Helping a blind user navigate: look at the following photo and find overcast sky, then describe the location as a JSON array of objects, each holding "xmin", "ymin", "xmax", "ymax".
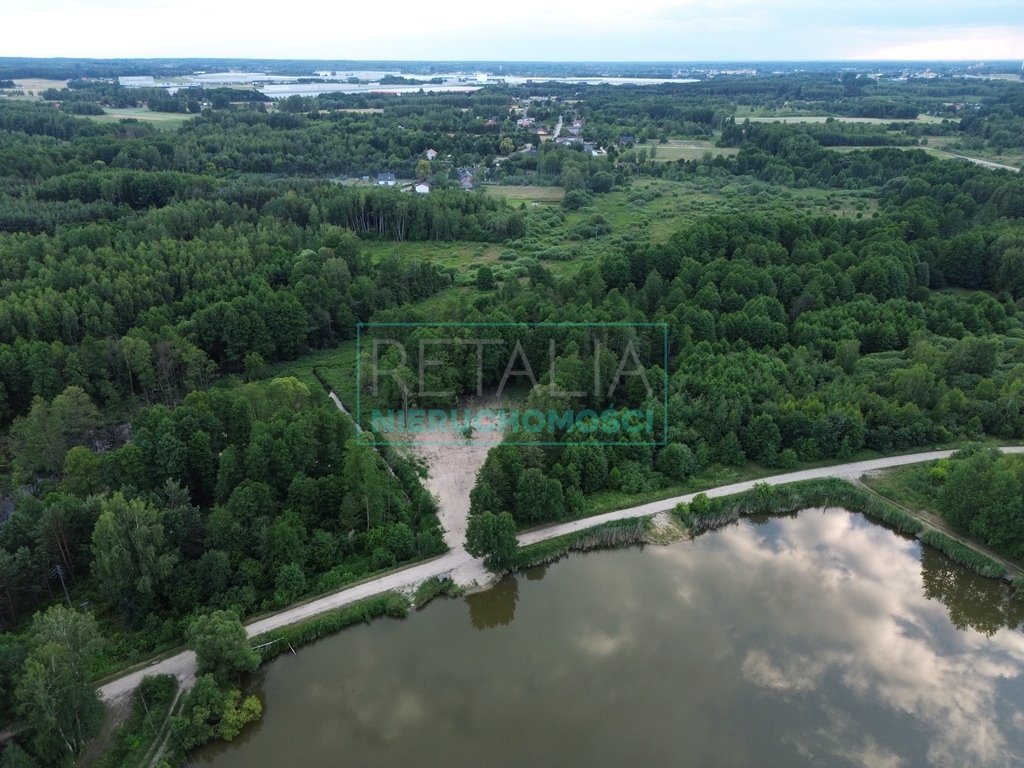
[{"xmin": 3, "ymin": 0, "xmax": 1023, "ymax": 61}]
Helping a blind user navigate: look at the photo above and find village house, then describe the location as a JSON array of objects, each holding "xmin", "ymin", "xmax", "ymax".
[
  {"xmin": 414, "ymin": 182, "xmax": 431, "ymax": 194},
  {"xmin": 424, "ymin": 148, "xmax": 439, "ymax": 160},
  {"xmin": 376, "ymin": 172, "xmax": 397, "ymax": 186}
]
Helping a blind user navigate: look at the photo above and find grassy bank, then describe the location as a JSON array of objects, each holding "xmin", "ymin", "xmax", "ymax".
[
  {"xmin": 251, "ymin": 592, "xmax": 411, "ymax": 664},
  {"xmin": 675, "ymin": 479, "xmax": 1007, "ymax": 580},
  {"xmin": 514, "ymin": 517, "xmax": 651, "ymax": 569},
  {"xmin": 677, "ymin": 478, "xmax": 923, "ymax": 535},
  {"xmin": 93, "ymin": 595, "xmax": 415, "ymax": 767},
  {"xmin": 412, "ymin": 576, "xmax": 464, "ymax": 609},
  {"xmin": 918, "ymin": 529, "xmax": 1006, "ymax": 579}
]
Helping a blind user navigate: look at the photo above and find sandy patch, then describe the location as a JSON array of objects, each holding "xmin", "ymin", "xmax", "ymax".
[
  {"xmin": 390, "ymin": 398, "xmax": 508, "ymax": 551},
  {"xmin": 645, "ymin": 510, "xmax": 687, "ymax": 544}
]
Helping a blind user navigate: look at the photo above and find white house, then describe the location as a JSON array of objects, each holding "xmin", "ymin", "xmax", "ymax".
[
  {"xmin": 414, "ymin": 182, "xmax": 431, "ymax": 194},
  {"xmin": 376, "ymin": 172, "xmax": 397, "ymax": 186},
  {"xmin": 424, "ymin": 148, "xmax": 439, "ymax": 161}
]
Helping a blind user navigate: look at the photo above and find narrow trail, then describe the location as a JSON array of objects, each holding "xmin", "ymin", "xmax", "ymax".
[
  {"xmin": 96, "ymin": 443, "xmax": 1023, "ymax": 705},
  {"xmin": 933, "ymin": 150, "xmax": 1019, "ymax": 172},
  {"xmin": 852, "ymin": 477, "xmax": 1024, "ymax": 580}
]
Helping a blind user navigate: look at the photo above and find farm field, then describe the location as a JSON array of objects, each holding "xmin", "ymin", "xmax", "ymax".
[
  {"xmin": 12, "ymin": 78, "xmax": 67, "ymax": 95},
  {"xmin": 85, "ymin": 106, "xmax": 195, "ymax": 129}
]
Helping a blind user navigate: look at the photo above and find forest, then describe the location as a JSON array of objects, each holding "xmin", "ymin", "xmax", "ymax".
[{"xmin": 1, "ymin": 65, "xmax": 1023, "ymax": 766}]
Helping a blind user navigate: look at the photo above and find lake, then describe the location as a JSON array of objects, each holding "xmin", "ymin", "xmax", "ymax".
[{"xmin": 197, "ymin": 509, "xmax": 1024, "ymax": 767}]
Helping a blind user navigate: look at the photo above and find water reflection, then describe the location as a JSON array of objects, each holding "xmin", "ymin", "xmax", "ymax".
[
  {"xmin": 466, "ymin": 575, "xmax": 518, "ymax": 629},
  {"xmin": 920, "ymin": 547, "xmax": 1024, "ymax": 636},
  {"xmin": 650, "ymin": 508, "xmax": 1024, "ymax": 767},
  {"xmin": 523, "ymin": 564, "xmax": 548, "ymax": 581},
  {"xmin": 198, "ymin": 509, "xmax": 1024, "ymax": 768}
]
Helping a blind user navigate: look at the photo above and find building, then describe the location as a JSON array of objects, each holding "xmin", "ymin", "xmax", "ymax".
[
  {"xmin": 118, "ymin": 76, "xmax": 156, "ymax": 87},
  {"xmin": 425, "ymin": 148, "xmax": 439, "ymax": 161},
  {"xmin": 414, "ymin": 182, "xmax": 431, "ymax": 194},
  {"xmin": 376, "ymin": 172, "xmax": 397, "ymax": 186},
  {"xmin": 618, "ymin": 134, "xmax": 636, "ymax": 145}
]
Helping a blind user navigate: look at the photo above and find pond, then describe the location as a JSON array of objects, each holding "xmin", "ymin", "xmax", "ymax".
[{"xmin": 197, "ymin": 509, "xmax": 1024, "ymax": 767}]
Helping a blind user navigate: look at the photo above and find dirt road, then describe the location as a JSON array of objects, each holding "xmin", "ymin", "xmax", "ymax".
[{"xmin": 97, "ymin": 445, "xmax": 1022, "ymax": 704}]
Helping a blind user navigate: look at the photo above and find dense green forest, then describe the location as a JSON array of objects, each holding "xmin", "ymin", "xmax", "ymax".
[{"xmin": 1, "ymin": 66, "xmax": 1023, "ymax": 766}]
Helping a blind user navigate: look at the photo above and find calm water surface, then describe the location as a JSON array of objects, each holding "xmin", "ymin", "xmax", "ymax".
[{"xmin": 197, "ymin": 509, "xmax": 1024, "ymax": 768}]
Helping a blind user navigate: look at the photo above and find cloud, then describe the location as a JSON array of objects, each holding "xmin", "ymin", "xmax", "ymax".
[{"xmin": 2, "ymin": 0, "xmax": 1022, "ymax": 59}]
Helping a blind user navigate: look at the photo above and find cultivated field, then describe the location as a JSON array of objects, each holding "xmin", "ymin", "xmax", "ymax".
[
  {"xmin": 86, "ymin": 107, "xmax": 195, "ymax": 129},
  {"xmin": 12, "ymin": 78, "xmax": 67, "ymax": 95}
]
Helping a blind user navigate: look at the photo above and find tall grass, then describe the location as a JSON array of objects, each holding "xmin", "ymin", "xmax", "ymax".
[
  {"xmin": 918, "ymin": 529, "xmax": 1005, "ymax": 579},
  {"xmin": 514, "ymin": 518, "xmax": 650, "ymax": 569},
  {"xmin": 675, "ymin": 478, "xmax": 1009, "ymax": 580},
  {"xmin": 252, "ymin": 593, "xmax": 410, "ymax": 664},
  {"xmin": 677, "ymin": 479, "xmax": 923, "ymax": 535}
]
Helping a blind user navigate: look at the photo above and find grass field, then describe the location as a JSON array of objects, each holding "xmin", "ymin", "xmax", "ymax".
[
  {"xmin": 359, "ymin": 240, "xmax": 508, "ymax": 268},
  {"xmin": 923, "ymin": 136, "xmax": 1023, "ymax": 171},
  {"xmin": 483, "ymin": 184, "xmax": 565, "ymax": 203},
  {"xmin": 650, "ymin": 140, "xmax": 739, "ymax": 162},
  {"xmin": 739, "ymin": 113, "xmax": 956, "ymax": 125},
  {"xmin": 12, "ymin": 78, "xmax": 67, "ymax": 95},
  {"xmin": 86, "ymin": 107, "xmax": 195, "ymax": 130},
  {"xmin": 827, "ymin": 143, "xmax": 1021, "ymax": 172}
]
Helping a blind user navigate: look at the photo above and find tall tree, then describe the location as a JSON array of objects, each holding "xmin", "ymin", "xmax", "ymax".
[
  {"xmin": 186, "ymin": 610, "xmax": 259, "ymax": 687},
  {"xmin": 465, "ymin": 511, "xmax": 518, "ymax": 572},
  {"xmin": 14, "ymin": 606, "xmax": 103, "ymax": 765},
  {"xmin": 91, "ymin": 493, "xmax": 176, "ymax": 621}
]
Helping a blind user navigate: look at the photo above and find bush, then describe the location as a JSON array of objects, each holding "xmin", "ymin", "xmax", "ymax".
[
  {"xmin": 94, "ymin": 675, "xmax": 178, "ymax": 768},
  {"xmin": 169, "ymin": 674, "xmax": 262, "ymax": 752},
  {"xmin": 561, "ymin": 189, "xmax": 592, "ymax": 210}
]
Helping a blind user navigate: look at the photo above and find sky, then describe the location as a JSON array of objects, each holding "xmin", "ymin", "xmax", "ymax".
[{"xmin": 2, "ymin": 0, "xmax": 1023, "ymax": 61}]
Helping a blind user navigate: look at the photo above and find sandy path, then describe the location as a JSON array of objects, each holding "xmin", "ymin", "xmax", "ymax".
[
  {"xmin": 932, "ymin": 150, "xmax": 1020, "ymax": 172},
  {"xmin": 97, "ymin": 445, "xmax": 1024, "ymax": 703},
  {"xmin": 401, "ymin": 403, "xmax": 505, "ymax": 550}
]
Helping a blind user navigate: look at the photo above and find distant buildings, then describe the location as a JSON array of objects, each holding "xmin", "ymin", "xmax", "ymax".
[
  {"xmin": 424, "ymin": 148, "xmax": 439, "ymax": 160},
  {"xmin": 414, "ymin": 182, "xmax": 431, "ymax": 194},
  {"xmin": 376, "ymin": 172, "xmax": 397, "ymax": 186},
  {"xmin": 118, "ymin": 76, "xmax": 156, "ymax": 87}
]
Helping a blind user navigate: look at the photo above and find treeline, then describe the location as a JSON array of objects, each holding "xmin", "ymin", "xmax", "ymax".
[
  {"xmin": 0, "ymin": 202, "xmax": 459, "ymax": 425},
  {"xmin": 443, "ymin": 190, "xmax": 1024, "ymax": 527},
  {"xmin": 723, "ymin": 119, "xmax": 921, "ymax": 149},
  {"xmin": 0, "ymin": 377, "xmax": 445, "ymax": 716},
  {"xmin": 932, "ymin": 446, "xmax": 1024, "ymax": 562}
]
